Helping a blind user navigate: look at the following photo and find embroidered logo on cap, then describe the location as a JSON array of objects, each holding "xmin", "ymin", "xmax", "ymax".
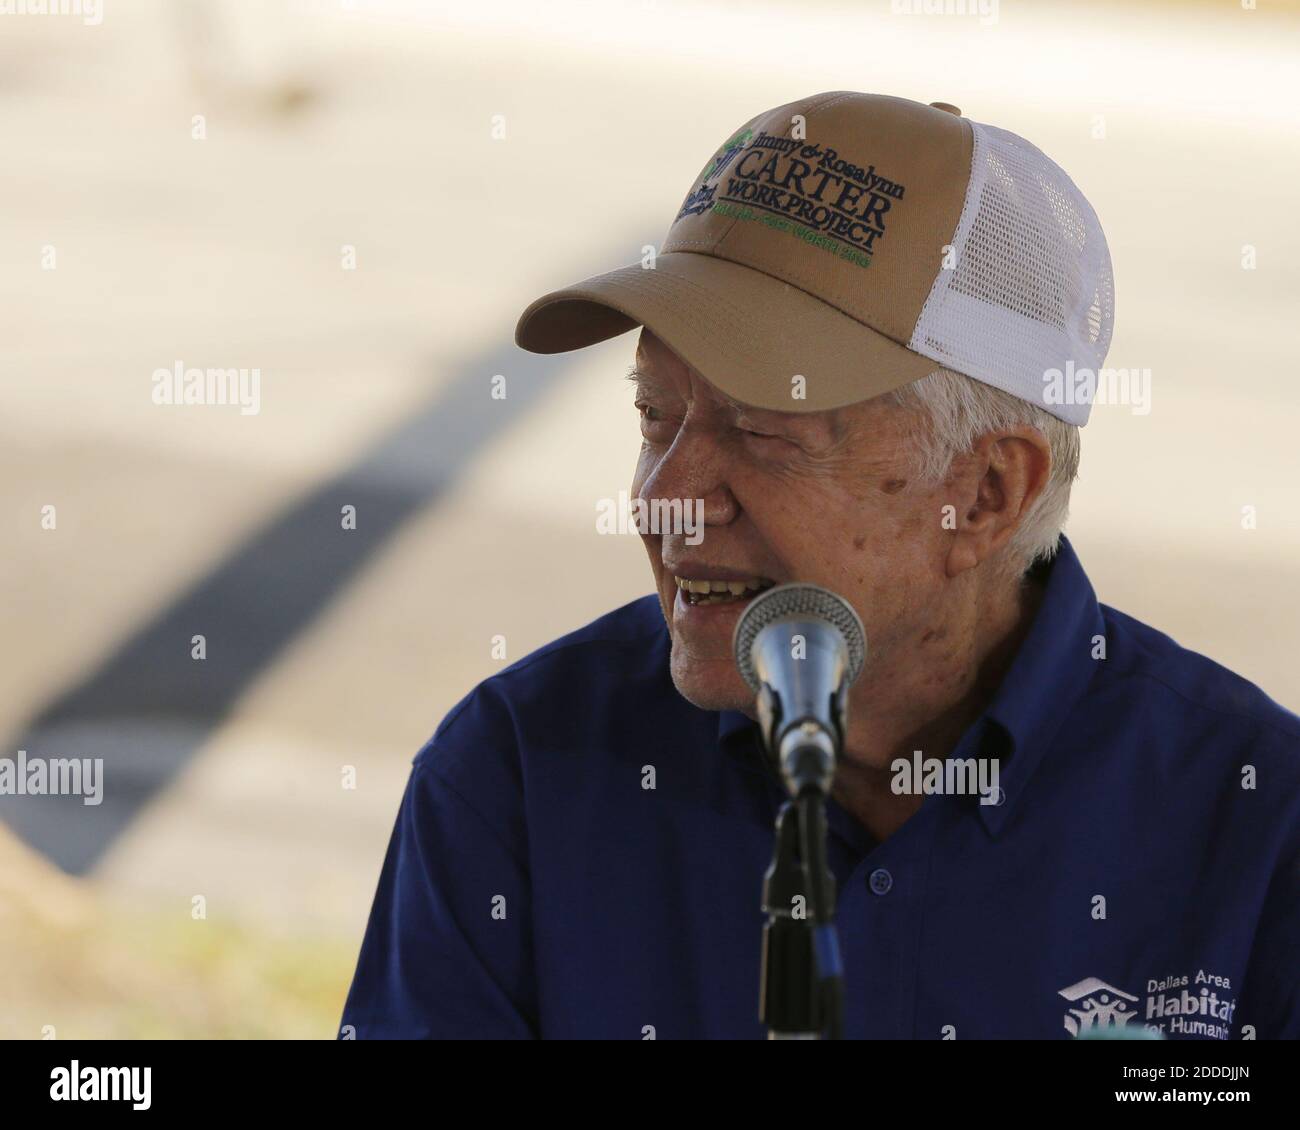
[{"xmin": 675, "ymin": 127, "xmax": 909, "ymax": 270}]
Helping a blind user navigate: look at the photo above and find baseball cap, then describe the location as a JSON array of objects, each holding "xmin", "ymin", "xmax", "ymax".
[{"xmin": 514, "ymin": 91, "xmax": 1114, "ymax": 426}]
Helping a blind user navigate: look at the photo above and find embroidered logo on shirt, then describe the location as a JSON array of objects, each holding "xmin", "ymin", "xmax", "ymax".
[
  {"xmin": 1058, "ymin": 977, "xmax": 1140, "ymax": 1036},
  {"xmin": 1060, "ymin": 971, "xmax": 1239, "ymax": 1039},
  {"xmin": 1143, "ymin": 971, "xmax": 1238, "ymax": 1039}
]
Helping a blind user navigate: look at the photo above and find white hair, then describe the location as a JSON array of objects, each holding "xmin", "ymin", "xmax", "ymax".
[{"xmin": 882, "ymin": 368, "xmax": 1080, "ymax": 575}]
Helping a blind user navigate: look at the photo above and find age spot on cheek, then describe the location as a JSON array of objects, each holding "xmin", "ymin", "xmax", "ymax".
[
  {"xmin": 882, "ymin": 478, "xmax": 908, "ymax": 495},
  {"xmin": 853, "ymin": 534, "xmax": 866, "ymax": 550}
]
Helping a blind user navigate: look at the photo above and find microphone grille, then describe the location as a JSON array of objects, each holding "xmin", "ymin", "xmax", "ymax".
[{"xmin": 732, "ymin": 583, "xmax": 867, "ymax": 693}]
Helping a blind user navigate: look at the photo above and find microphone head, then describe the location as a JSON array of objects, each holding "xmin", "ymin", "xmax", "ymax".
[{"xmin": 732, "ymin": 583, "xmax": 867, "ymax": 694}]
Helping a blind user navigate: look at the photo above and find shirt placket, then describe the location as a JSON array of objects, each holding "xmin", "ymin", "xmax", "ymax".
[{"xmin": 830, "ymin": 797, "xmax": 942, "ymax": 1039}]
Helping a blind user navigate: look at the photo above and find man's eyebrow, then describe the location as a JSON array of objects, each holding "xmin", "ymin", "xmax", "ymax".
[
  {"xmin": 626, "ymin": 366, "xmax": 845, "ymax": 440},
  {"xmin": 734, "ymin": 398, "xmax": 848, "ymax": 442},
  {"xmin": 625, "ymin": 365, "xmax": 668, "ymax": 394}
]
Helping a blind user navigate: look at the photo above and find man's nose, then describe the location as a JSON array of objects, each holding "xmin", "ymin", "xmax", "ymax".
[{"xmin": 638, "ymin": 423, "xmax": 738, "ymax": 529}]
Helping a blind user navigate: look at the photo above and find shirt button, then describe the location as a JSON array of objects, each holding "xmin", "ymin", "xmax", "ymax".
[
  {"xmin": 868, "ymin": 868, "xmax": 893, "ymax": 896},
  {"xmin": 990, "ymin": 786, "xmax": 1006, "ymax": 807}
]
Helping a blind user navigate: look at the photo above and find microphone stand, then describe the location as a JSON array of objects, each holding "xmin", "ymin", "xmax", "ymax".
[
  {"xmin": 758, "ymin": 720, "xmax": 845, "ymax": 1040},
  {"xmin": 734, "ymin": 583, "xmax": 865, "ymax": 1041}
]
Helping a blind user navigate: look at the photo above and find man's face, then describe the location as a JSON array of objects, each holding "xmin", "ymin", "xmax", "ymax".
[{"xmin": 631, "ymin": 329, "xmax": 956, "ymax": 715}]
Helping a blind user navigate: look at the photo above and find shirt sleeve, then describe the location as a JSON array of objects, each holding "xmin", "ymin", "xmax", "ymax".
[{"xmin": 339, "ymin": 688, "xmax": 537, "ymax": 1039}]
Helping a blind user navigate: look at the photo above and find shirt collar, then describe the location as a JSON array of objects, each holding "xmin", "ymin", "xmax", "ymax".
[
  {"xmin": 976, "ymin": 535, "xmax": 1104, "ymax": 834},
  {"xmin": 716, "ymin": 536, "xmax": 1105, "ymax": 837}
]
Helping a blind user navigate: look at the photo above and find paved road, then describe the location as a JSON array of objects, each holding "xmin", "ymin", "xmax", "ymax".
[{"xmin": 1, "ymin": 0, "xmax": 1297, "ymax": 947}]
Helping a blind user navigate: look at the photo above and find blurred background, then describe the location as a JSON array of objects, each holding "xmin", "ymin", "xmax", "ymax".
[{"xmin": 1, "ymin": 0, "xmax": 1297, "ymax": 1038}]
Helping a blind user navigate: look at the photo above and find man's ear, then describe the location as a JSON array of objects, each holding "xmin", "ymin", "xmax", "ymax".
[{"xmin": 945, "ymin": 428, "xmax": 1052, "ymax": 578}]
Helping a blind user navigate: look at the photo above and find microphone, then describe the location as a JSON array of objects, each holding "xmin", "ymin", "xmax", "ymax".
[
  {"xmin": 736, "ymin": 584, "xmax": 865, "ymax": 1040},
  {"xmin": 732, "ymin": 583, "xmax": 867, "ymax": 797}
]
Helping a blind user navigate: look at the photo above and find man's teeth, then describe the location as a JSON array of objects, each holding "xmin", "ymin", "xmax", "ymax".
[{"xmin": 673, "ymin": 576, "xmax": 773, "ymax": 605}]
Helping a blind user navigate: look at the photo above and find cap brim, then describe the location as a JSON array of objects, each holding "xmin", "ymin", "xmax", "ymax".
[{"xmin": 514, "ymin": 251, "xmax": 937, "ymax": 413}]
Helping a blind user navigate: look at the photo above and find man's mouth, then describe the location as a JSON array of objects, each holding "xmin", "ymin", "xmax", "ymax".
[{"xmin": 673, "ymin": 575, "xmax": 775, "ymax": 606}]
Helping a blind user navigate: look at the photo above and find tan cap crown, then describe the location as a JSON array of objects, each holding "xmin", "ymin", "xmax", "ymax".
[{"xmin": 516, "ymin": 91, "xmax": 1114, "ymax": 424}]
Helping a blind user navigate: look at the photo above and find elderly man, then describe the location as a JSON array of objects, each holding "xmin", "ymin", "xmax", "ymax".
[{"xmin": 342, "ymin": 93, "xmax": 1299, "ymax": 1040}]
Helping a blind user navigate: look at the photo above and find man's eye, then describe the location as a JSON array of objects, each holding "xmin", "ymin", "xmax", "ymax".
[{"xmin": 635, "ymin": 402, "xmax": 678, "ymax": 442}]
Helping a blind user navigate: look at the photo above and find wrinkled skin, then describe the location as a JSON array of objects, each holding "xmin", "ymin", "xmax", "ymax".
[{"xmin": 630, "ymin": 329, "xmax": 1051, "ymax": 840}]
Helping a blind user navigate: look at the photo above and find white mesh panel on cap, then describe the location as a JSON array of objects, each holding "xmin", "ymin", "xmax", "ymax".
[{"xmin": 909, "ymin": 121, "xmax": 1115, "ymax": 426}]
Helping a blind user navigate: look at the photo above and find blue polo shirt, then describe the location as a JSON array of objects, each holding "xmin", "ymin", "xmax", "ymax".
[{"xmin": 340, "ymin": 537, "xmax": 1300, "ymax": 1040}]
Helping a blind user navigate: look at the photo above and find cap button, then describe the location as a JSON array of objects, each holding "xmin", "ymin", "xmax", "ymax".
[{"xmin": 929, "ymin": 101, "xmax": 962, "ymax": 116}]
